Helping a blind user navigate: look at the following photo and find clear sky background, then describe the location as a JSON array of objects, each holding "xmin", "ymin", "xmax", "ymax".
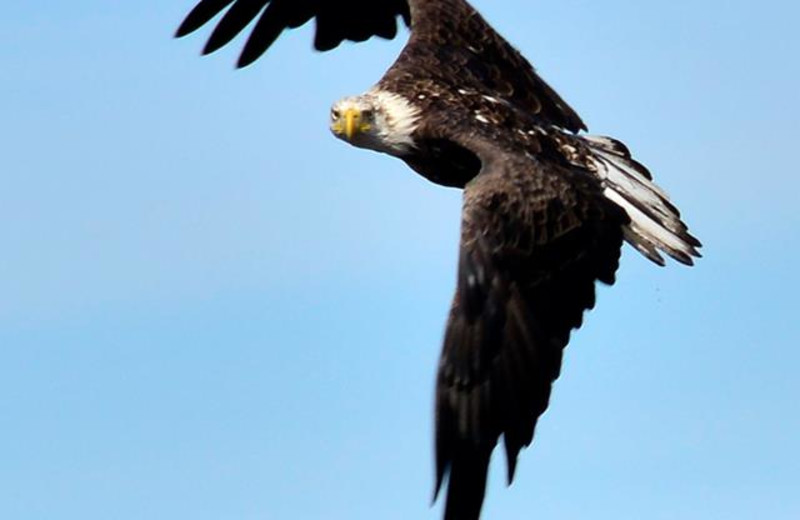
[{"xmin": 2, "ymin": 1, "xmax": 799, "ymax": 519}]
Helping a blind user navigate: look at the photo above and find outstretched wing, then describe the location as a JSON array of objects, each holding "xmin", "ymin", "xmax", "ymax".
[
  {"xmin": 175, "ymin": 0, "xmax": 410, "ymax": 67},
  {"xmin": 434, "ymin": 138, "xmax": 628, "ymax": 520},
  {"xmin": 176, "ymin": 0, "xmax": 585, "ymax": 132}
]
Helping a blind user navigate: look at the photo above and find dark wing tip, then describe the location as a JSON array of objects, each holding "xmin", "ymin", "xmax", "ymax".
[
  {"xmin": 201, "ymin": 1, "xmax": 269, "ymax": 56},
  {"xmin": 175, "ymin": 21, "xmax": 192, "ymax": 39},
  {"xmin": 442, "ymin": 448, "xmax": 491, "ymax": 520},
  {"xmin": 687, "ymin": 233, "xmax": 703, "ymax": 248},
  {"xmin": 672, "ymin": 253, "xmax": 695, "ymax": 266},
  {"xmin": 175, "ymin": 0, "xmax": 235, "ymax": 38},
  {"xmin": 505, "ymin": 445, "xmax": 519, "ymax": 485},
  {"xmin": 201, "ymin": 37, "xmax": 223, "ymax": 56},
  {"xmin": 236, "ymin": 48, "xmax": 260, "ymax": 68},
  {"xmin": 235, "ymin": 7, "xmax": 287, "ymax": 67},
  {"xmin": 175, "ymin": 16, "xmax": 199, "ymax": 39},
  {"xmin": 178, "ymin": 0, "xmax": 409, "ymax": 66}
]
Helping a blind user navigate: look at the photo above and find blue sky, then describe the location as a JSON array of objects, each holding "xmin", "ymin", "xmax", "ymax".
[{"xmin": 2, "ymin": 1, "xmax": 798, "ymax": 519}]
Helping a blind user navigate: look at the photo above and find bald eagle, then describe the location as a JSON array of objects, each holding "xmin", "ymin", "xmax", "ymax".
[{"xmin": 176, "ymin": 1, "xmax": 701, "ymax": 519}]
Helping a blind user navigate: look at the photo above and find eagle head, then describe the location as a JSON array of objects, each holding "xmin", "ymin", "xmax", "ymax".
[{"xmin": 330, "ymin": 89, "xmax": 420, "ymax": 155}]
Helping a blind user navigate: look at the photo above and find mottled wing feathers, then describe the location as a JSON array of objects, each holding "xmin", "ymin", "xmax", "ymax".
[
  {"xmin": 550, "ymin": 133, "xmax": 702, "ymax": 266},
  {"xmin": 403, "ymin": 0, "xmax": 585, "ymax": 132},
  {"xmin": 435, "ymin": 145, "xmax": 627, "ymax": 520},
  {"xmin": 175, "ymin": 0, "xmax": 410, "ymax": 67}
]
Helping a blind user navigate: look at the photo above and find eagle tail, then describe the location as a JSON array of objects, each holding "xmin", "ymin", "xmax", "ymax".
[{"xmin": 584, "ymin": 135, "xmax": 701, "ymax": 265}]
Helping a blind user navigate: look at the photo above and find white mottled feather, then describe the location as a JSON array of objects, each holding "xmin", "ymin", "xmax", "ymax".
[{"xmin": 584, "ymin": 136, "xmax": 699, "ymax": 265}]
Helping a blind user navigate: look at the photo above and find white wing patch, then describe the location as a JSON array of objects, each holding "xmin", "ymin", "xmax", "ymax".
[{"xmin": 583, "ymin": 135, "xmax": 700, "ymax": 265}]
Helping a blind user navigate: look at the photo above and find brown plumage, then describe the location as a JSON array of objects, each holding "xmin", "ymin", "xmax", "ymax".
[
  {"xmin": 431, "ymin": 130, "xmax": 628, "ymax": 520},
  {"xmin": 176, "ymin": 1, "xmax": 701, "ymax": 519}
]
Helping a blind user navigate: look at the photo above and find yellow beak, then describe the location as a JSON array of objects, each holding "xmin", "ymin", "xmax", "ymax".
[{"xmin": 344, "ymin": 108, "xmax": 360, "ymax": 140}]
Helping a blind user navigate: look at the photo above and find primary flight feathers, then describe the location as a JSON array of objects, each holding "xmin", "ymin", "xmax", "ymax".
[
  {"xmin": 176, "ymin": 0, "xmax": 411, "ymax": 67},
  {"xmin": 176, "ymin": 1, "xmax": 701, "ymax": 519}
]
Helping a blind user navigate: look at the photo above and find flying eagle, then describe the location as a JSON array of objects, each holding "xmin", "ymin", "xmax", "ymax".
[{"xmin": 176, "ymin": 1, "xmax": 701, "ymax": 518}]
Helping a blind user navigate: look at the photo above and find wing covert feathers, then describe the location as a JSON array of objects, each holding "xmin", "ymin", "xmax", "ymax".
[{"xmin": 403, "ymin": 0, "xmax": 585, "ymax": 132}]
